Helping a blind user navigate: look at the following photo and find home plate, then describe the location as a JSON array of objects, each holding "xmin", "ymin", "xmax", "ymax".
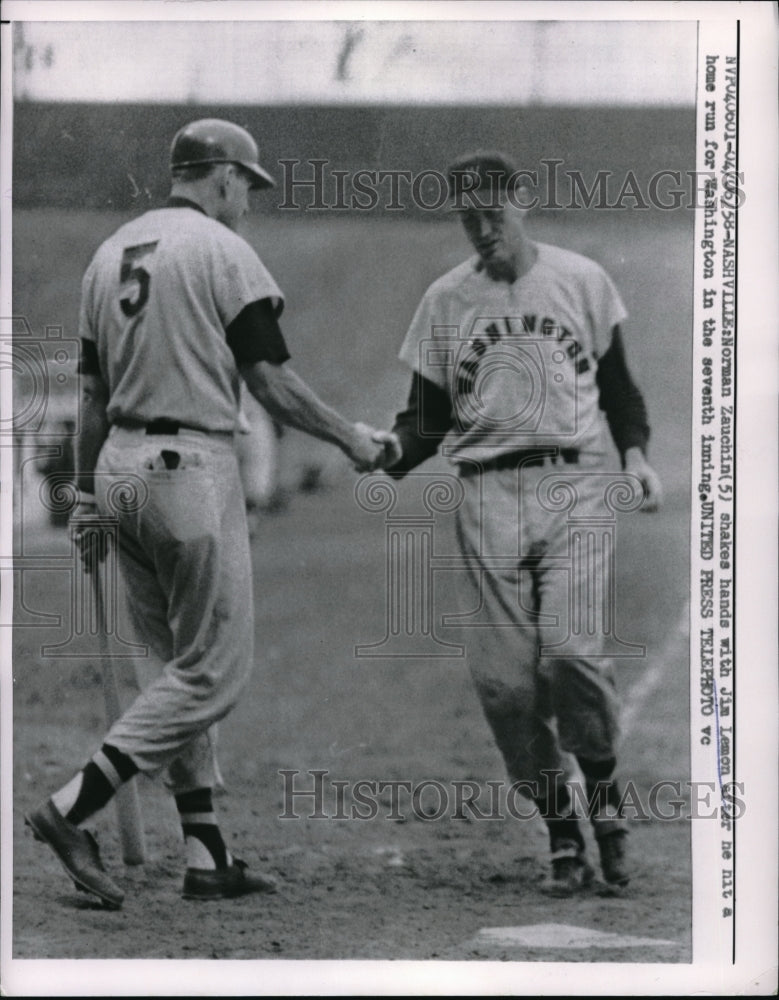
[{"xmin": 469, "ymin": 924, "xmax": 677, "ymax": 950}]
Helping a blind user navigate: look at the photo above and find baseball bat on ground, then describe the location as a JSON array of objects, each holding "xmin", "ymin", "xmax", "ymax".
[{"xmin": 89, "ymin": 548, "xmax": 147, "ymax": 865}]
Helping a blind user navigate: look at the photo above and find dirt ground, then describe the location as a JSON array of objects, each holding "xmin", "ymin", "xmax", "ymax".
[
  {"xmin": 12, "ymin": 483, "xmax": 691, "ymax": 966},
  {"xmin": 9, "ymin": 210, "xmax": 693, "ymax": 982}
]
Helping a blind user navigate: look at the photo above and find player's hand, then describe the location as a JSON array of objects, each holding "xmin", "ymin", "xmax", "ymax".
[
  {"xmin": 371, "ymin": 429, "xmax": 403, "ymax": 470},
  {"xmin": 69, "ymin": 493, "xmax": 108, "ymax": 573},
  {"xmin": 625, "ymin": 448, "xmax": 663, "ymax": 512},
  {"xmin": 348, "ymin": 422, "xmax": 387, "ymax": 473}
]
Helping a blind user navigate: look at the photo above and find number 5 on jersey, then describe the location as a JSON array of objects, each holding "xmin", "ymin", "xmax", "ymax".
[{"xmin": 120, "ymin": 241, "xmax": 159, "ymax": 317}]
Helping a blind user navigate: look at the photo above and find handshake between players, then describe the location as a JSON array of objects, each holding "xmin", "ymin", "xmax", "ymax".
[{"xmin": 353, "ymin": 424, "xmax": 403, "ymax": 473}]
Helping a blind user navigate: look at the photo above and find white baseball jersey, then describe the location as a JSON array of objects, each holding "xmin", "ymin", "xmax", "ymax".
[
  {"xmin": 399, "ymin": 242, "xmax": 627, "ymax": 461},
  {"xmin": 79, "ymin": 203, "xmax": 284, "ymax": 433}
]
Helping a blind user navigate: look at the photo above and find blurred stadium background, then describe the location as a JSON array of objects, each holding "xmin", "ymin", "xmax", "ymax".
[
  {"xmin": 14, "ymin": 20, "xmax": 696, "ymax": 209},
  {"xmin": 12, "ymin": 18, "xmax": 696, "ymax": 505}
]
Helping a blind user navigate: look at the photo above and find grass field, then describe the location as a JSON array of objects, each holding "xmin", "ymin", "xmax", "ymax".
[{"xmin": 11, "ymin": 206, "xmax": 693, "ymax": 964}]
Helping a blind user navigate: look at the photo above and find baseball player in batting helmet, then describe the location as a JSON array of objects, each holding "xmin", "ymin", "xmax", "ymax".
[
  {"xmin": 26, "ymin": 118, "xmax": 387, "ymax": 908},
  {"xmin": 379, "ymin": 150, "xmax": 662, "ymax": 896}
]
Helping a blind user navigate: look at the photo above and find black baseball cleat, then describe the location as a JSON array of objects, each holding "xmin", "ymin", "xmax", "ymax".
[
  {"xmin": 595, "ymin": 829, "xmax": 630, "ymax": 888},
  {"xmin": 591, "ymin": 810, "xmax": 631, "ymax": 888},
  {"xmin": 182, "ymin": 858, "xmax": 278, "ymax": 900},
  {"xmin": 24, "ymin": 799, "xmax": 124, "ymax": 909},
  {"xmin": 540, "ymin": 840, "xmax": 595, "ymax": 898}
]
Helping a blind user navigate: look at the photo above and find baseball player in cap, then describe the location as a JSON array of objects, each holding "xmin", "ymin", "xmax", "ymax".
[
  {"xmin": 26, "ymin": 119, "xmax": 385, "ymax": 908},
  {"xmin": 380, "ymin": 150, "xmax": 662, "ymax": 895}
]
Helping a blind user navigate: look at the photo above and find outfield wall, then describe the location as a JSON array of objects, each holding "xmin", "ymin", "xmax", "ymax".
[{"xmin": 13, "ymin": 102, "xmax": 695, "ymax": 213}]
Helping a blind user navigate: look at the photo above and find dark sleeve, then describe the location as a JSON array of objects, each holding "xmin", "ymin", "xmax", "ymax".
[
  {"xmin": 226, "ymin": 298, "xmax": 291, "ymax": 365},
  {"xmin": 77, "ymin": 338, "xmax": 101, "ymax": 376},
  {"xmin": 595, "ymin": 324, "xmax": 651, "ymax": 463},
  {"xmin": 385, "ymin": 371, "xmax": 454, "ymax": 479}
]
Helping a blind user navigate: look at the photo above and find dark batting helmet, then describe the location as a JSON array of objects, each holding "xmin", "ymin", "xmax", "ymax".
[{"xmin": 170, "ymin": 119, "xmax": 275, "ymax": 189}]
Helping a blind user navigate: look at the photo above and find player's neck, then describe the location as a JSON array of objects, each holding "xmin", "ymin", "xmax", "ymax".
[
  {"xmin": 484, "ymin": 238, "xmax": 538, "ymax": 284},
  {"xmin": 512, "ymin": 237, "xmax": 538, "ymax": 278},
  {"xmin": 169, "ymin": 182, "xmax": 221, "ymax": 222}
]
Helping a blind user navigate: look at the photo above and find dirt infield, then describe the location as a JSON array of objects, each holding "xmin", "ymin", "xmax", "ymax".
[
  {"xmin": 11, "ymin": 210, "xmax": 692, "ymax": 964},
  {"xmin": 13, "ymin": 490, "xmax": 690, "ymax": 963}
]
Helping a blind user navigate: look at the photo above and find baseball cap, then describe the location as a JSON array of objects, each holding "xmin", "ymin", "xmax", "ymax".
[
  {"xmin": 170, "ymin": 119, "xmax": 275, "ymax": 189},
  {"xmin": 447, "ymin": 150, "xmax": 520, "ymax": 205}
]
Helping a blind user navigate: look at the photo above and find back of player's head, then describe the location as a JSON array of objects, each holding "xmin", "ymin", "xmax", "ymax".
[
  {"xmin": 170, "ymin": 119, "xmax": 275, "ymax": 189},
  {"xmin": 447, "ymin": 150, "xmax": 520, "ymax": 206}
]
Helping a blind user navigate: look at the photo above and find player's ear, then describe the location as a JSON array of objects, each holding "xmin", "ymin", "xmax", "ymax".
[
  {"xmin": 512, "ymin": 184, "xmax": 536, "ymax": 214},
  {"xmin": 215, "ymin": 164, "xmax": 232, "ymax": 198}
]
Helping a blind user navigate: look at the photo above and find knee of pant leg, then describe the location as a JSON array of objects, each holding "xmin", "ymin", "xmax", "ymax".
[
  {"xmin": 164, "ymin": 732, "xmax": 218, "ymax": 795},
  {"xmin": 550, "ymin": 658, "xmax": 620, "ymax": 759},
  {"xmin": 472, "ymin": 674, "xmax": 529, "ymax": 718}
]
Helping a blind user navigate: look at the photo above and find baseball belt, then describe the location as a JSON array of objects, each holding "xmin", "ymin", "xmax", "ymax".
[
  {"xmin": 113, "ymin": 418, "xmax": 231, "ymax": 438},
  {"xmin": 459, "ymin": 448, "xmax": 579, "ymax": 477}
]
